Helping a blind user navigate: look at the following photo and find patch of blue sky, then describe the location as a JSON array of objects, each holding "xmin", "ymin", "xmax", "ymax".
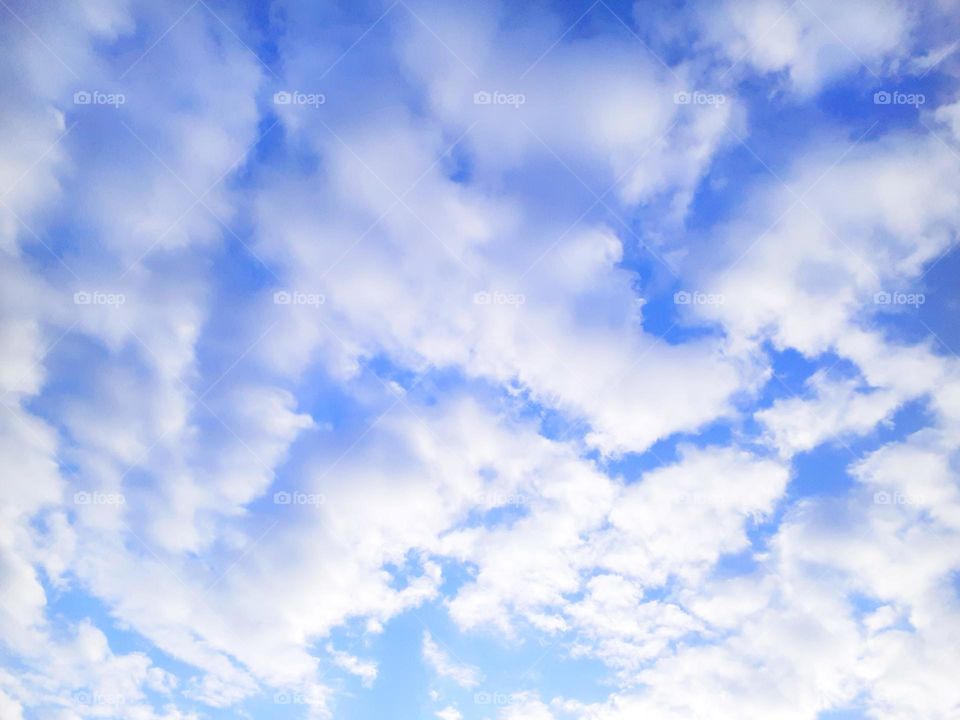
[
  {"xmin": 363, "ymin": 606, "xmax": 608, "ymax": 720},
  {"xmin": 817, "ymin": 708, "xmax": 870, "ymax": 720}
]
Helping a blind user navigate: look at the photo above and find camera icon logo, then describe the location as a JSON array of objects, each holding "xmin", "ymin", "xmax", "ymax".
[
  {"xmin": 673, "ymin": 290, "xmax": 691, "ymax": 305},
  {"xmin": 73, "ymin": 90, "xmax": 92, "ymax": 105},
  {"xmin": 473, "ymin": 91, "xmax": 492, "ymax": 105},
  {"xmin": 273, "ymin": 91, "xmax": 292, "ymax": 105},
  {"xmin": 873, "ymin": 91, "xmax": 892, "ymax": 105}
]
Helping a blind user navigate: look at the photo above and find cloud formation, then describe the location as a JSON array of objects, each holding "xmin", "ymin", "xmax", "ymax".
[{"xmin": 1, "ymin": 0, "xmax": 959, "ymax": 719}]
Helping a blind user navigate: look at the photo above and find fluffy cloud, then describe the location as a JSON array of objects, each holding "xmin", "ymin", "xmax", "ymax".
[
  {"xmin": 2, "ymin": 0, "xmax": 959, "ymax": 718},
  {"xmin": 696, "ymin": 0, "xmax": 912, "ymax": 94}
]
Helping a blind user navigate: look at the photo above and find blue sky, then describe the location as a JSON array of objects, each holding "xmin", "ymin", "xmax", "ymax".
[{"xmin": 1, "ymin": 0, "xmax": 959, "ymax": 719}]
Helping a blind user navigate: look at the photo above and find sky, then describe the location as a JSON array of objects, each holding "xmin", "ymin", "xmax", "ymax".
[{"xmin": 1, "ymin": 0, "xmax": 959, "ymax": 718}]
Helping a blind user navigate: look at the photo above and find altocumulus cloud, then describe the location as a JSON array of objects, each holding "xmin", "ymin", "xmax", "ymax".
[{"xmin": 1, "ymin": 0, "xmax": 960, "ymax": 719}]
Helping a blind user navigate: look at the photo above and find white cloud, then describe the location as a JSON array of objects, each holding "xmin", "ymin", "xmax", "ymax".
[
  {"xmin": 2, "ymin": 1, "xmax": 960, "ymax": 718},
  {"xmin": 422, "ymin": 632, "xmax": 481, "ymax": 689},
  {"xmin": 756, "ymin": 370, "xmax": 901, "ymax": 456},
  {"xmin": 325, "ymin": 645, "xmax": 378, "ymax": 688},
  {"xmin": 697, "ymin": 0, "xmax": 912, "ymax": 94}
]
